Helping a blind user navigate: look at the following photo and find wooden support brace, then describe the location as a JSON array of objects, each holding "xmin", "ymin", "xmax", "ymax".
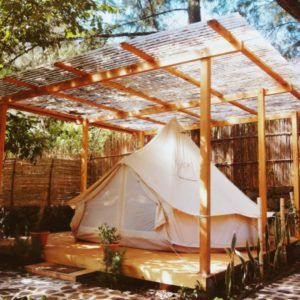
[
  {"xmin": 138, "ymin": 131, "xmax": 145, "ymax": 149},
  {"xmin": 81, "ymin": 119, "xmax": 89, "ymax": 192},
  {"xmin": 258, "ymin": 88, "xmax": 267, "ymax": 248},
  {"xmin": 291, "ymin": 112, "xmax": 300, "ymax": 238},
  {"xmin": 199, "ymin": 57, "xmax": 211, "ymax": 275}
]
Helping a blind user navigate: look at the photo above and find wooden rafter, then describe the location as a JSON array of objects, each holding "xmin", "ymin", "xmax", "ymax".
[
  {"xmin": 3, "ymin": 77, "xmax": 139, "ymax": 133},
  {"xmin": 90, "ymin": 120, "xmax": 137, "ymax": 134},
  {"xmin": 4, "ymin": 75, "xmax": 292, "ymax": 128},
  {"xmin": 5, "ymin": 73, "xmax": 164, "ymax": 129},
  {"xmin": 54, "ymin": 61, "xmax": 198, "ymax": 123},
  {"xmin": 10, "ymin": 100, "xmax": 136, "ymax": 134},
  {"xmin": 53, "ymin": 62, "xmax": 167, "ymax": 127},
  {"xmin": 208, "ymin": 19, "xmax": 300, "ymax": 100},
  {"xmin": 0, "ymin": 40, "xmax": 240, "ymax": 104},
  {"xmin": 3, "ymin": 76, "xmax": 123, "ymax": 114},
  {"xmin": 121, "ymin": 42, "xmax": 257, "ymax": 116},
  {"xmin": 9, "ymin": 102, "xmax": 81, "ymax": 122},
  {"xmin": 142, "ymin": 111, "xmax": 294, "ymax": 135}
]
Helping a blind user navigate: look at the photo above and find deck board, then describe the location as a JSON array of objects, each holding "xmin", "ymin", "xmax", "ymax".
[{"xmin": 45, "ymin": 232, "xmax": 242, "ymax": 288}]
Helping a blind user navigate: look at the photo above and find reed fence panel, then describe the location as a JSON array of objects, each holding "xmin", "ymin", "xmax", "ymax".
[{"xmin": 0, "ymin": 118, "xmax": 298, "ymax": 210}]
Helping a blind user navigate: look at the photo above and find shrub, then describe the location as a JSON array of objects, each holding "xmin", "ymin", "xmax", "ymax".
[{"xmin": 1, "ymin": 205, "xmax": 74, "ymax": 237}]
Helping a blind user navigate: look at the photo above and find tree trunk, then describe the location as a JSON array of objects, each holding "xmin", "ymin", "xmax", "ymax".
[
  {"xmin": 276, "ymin": 0, "xmax": 300, "ymax": 21},
  {"xmin": 188, "ymin": 0, "xmax": 201, "ymax": 23}
]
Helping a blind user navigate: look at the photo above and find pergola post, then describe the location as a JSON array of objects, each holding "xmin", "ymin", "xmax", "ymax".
[
  {"xmin": 138, "ymin": 131, "xmax": 145, "ymax": 149},
  {"xmin": 258, "ymin": 89, "xmax": 267, "ymax": 246},
  {"xmin": 0, "ymin": 104, "xmax": 7, "ymax": 195},
  {"xmin": 291, "ymin": 112, "xmax": 299, "ymax": 237},
  {"xmin": 199, "ymin": 57, "xmax": 211, "ymax": 275},
  {"xmin": 81, "ymin": 119, "xmax": 89, "ymax": 192}
]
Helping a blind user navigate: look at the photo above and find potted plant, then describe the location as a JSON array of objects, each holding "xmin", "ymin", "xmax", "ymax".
[
  {"xmin": 30, "ymin": 203, "xmax": 50, "ymax": 249},
  {"xmin": 98, "ymin": 223, "xmax": 120, "ymax": 250}
]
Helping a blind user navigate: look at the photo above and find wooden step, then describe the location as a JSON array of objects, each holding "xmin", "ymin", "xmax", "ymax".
[{"xmin": 25, "ymin": 262, "xmax": 97, "ymax": 282}]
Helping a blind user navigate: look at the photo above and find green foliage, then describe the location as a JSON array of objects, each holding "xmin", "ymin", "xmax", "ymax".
[
  {"xmin": 103, "ymin": 247, "xmax": 125, "ymax": 274},
  {"xmin": 0, "ymin": 0, "xmax": 118, "ymax": 72},
  {"xmin": 1, "ymin": 205, "xmax": 74, "ymax": 237},
  {"xmin": 5, "ymin": 111, "xmax": 51, "ymax": 162},
  {"xmin": 98, "ymin": 223, "xmax": 120, "ymax": 244},
  {"xmin": 5, "ymin": 110, "xmax": 113, "ymax": 161},
  {"xmin": 204, "ymin": 0, "xmax": 300, "ymax": 59},
  {"xmin": 225, "ymin": 233, "xmax": 261, "ymax": 299},
  {"xmin": 178, "ymin": 280, "xmax": 204, "ymax": 299}
]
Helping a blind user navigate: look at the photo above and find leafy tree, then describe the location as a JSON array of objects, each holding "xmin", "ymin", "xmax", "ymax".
[
  {"xmin": 204, "ymin": 0, "xmax": 300, "ymax": 59},
  {"xmin": 5, "ymin": 111, "xmax": 51, "ymax": 162},
  {"xmin": 0, "ymin": 0, "xmax": 159, "ymax": 75},
  {"xmin": 5, "ymin": 110, "xmax": 115, "ymax": 162}
]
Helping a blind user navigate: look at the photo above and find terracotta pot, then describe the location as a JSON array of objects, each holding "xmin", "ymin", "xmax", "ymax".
[
  {"xmin": 30, "ymin": 231, "xmax": 50, "ymax": 248},
  {"xmin": 100, "ymin": 243, "xmax": 120, "ymax": 250}
]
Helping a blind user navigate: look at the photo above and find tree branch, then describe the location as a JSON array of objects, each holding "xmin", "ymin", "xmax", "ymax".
[
  {"xmin": 3, "ymin": 45, "xmax": 37, "ymax": 69},
  {"xmin": 116, "ymin": 8, "xmax": 188, "ymax": 28}
]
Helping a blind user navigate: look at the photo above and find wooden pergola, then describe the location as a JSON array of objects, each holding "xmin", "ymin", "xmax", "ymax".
[{"xmin": 0, "ymin": 13, "xmax": 299, "ymax": 277}]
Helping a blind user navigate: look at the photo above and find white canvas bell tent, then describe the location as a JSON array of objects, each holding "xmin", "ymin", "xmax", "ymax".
[{"xmin": 70, "ymin": 118, "xmax": 259, "ymax": 251}]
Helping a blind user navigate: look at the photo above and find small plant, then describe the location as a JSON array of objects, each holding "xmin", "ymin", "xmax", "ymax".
[
  {"xmin": 98, "ymin": 223, "xmax": 120, "ymax": 245},
  {"xmin": 178, "ymin": 281, "xmax": 204, "ymax": 299},
  {"xmin": 103, "ymin": 247, "xmax": 125, "ymax": 274},
  {"xmin": 225, "ymin": 234, "xmax": 262, "ymax": 299}
]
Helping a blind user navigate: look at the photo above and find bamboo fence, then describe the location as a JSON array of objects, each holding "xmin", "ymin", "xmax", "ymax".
[{"xmin": 0, "ymin": 118, "xmax": 298, "ymax": 209}]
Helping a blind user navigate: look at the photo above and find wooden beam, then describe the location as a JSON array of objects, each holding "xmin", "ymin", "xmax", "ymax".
[
  {"xmin": 138, "ymin": 131, "xmax": 145, "ymax": 149},
  {"xmin": 291, "ymin": 112, "xmax": 300, "ymax": 237},
  {"xmin": 143, "ymin": 111, "xmax": 293, "ymax": 135},
  {"xmin": 0, "ymin": 104, "xmax": 7, "ymax": 195},
  {"xmin": 208, "ymin": 20, "xmax": 300, "ymax": 100},
  {"xmin": 102, "ymin": 81, "xmax": 168, "ymax": 106},
  {"xmin": 90, "ymin": 120, "xmax": 136, "ymax": 134},
  {"xmin": 199, "ymin": 57, "xmax": 211, "ymax": 275},
  {"xmin": 55, "ymin": 61, "xmax": 198, "ymax": 122},
  {"xmin": 2, "ymin": 79, "xmax": 291, "ymax": 125},
  {"xmin": 53, "ymin": 63, "xmax": 169, "ymax": 127},
  {"xmin": 54, "ymin": 62, "xmax": 88, "ymax": 77},
  {"xmin": 1, "ymin": 41, "xmax": 240, "ymax": 104},
  {"xmin": 121, "ymin": 42, "xmax": 256, "ymax": 116},
  {"xmin": 81, "ymin": 119, "xmax": 89, "ymax": 192},
  {"xmin": 223, "ymin": 85, "xmax": 291, "ymax": 103},
  {"xmin": 3, "ymin": 76, "xmax": 144, "ymax": 133},
  {"xmin": 257, "ymin": 88, "xmax": 267, "ymax": 247},
  {"xmin": 3, "ymin": 76, "xmax": 124, "ymax": 115},
  {"xmin": 9, "ymin": 102, "xmax": 81, "ymax": 122}
]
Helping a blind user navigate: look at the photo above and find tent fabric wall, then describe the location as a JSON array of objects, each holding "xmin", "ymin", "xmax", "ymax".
[{"xmin": 70, "ymin": 119, "xmax": 259, "ymax": 250}]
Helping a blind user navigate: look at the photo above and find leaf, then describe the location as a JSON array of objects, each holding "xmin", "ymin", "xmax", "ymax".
[{"xmin": 231, "ymin": 233, "xmax": 237, "ymax": 252}]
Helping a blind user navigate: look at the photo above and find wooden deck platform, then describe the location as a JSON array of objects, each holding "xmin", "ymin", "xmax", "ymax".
[
  {"xmin": 26, "ymin": 262, "xmax": 97, "ymax": 282},
  {"xmin": 44, "ymin": 232, "xmax": 244, "ymax": 289}
]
